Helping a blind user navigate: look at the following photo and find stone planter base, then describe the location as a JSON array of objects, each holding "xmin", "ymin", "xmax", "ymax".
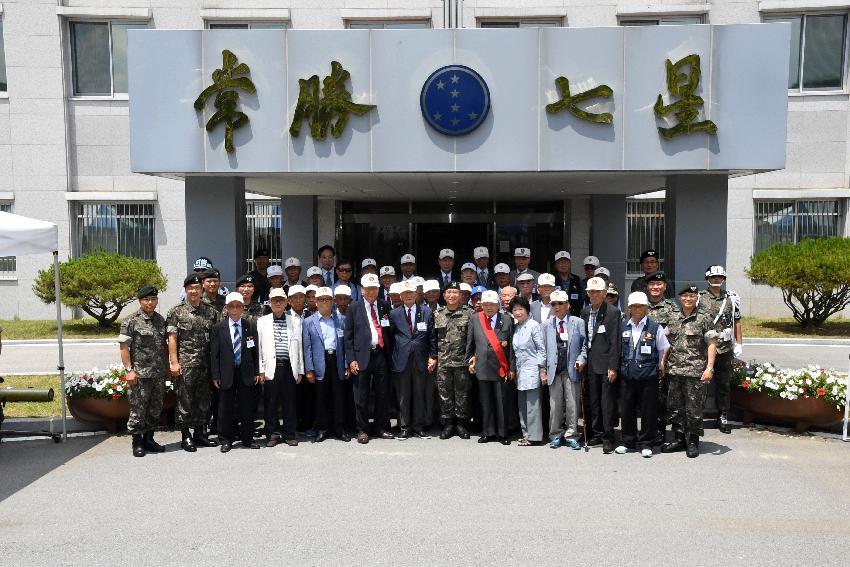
[
  {"xmin": 731, "ymin": 388, "xmax": 843, "ymax": 433},
  {"xmin": 67, "ymin": 393, "xmax": 176, "ymax": 433}
]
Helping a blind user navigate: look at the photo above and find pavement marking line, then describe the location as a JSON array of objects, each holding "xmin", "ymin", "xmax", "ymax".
[{"xmin": 746, "ymin": 343, "xmax": 850, "ymax": 348}]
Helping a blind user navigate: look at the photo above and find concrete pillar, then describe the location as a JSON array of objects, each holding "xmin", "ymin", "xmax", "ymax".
[
  {"xmin": 184, "ymin": 176, "xmax": 246, "ymax": 290},
  {"xmin": 280, "ymin": 195, "xmax": 317, "ymax": 268},
  {"xmin": 665, "ymin": 174, "xmax": 728, "ymax": 292},
  {"xmin": 569, "ymin": 197, "xmax": 591, "ymax": 269},
  {"xmin": 590, "ymin": 195, "xmax": 627, "ymax": 293}
]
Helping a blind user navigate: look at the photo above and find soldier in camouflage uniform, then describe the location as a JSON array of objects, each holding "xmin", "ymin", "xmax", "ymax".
[
  {"xmin": 433, "ymin": 282, "xmax": 474, "ymax": 440},
  {"xmin": 201, "ymin": 268, "xmax": 226, "ymax": 311},
  {"xmin": 661, "ymin": 284, "xmax": 718, "ymax": 458},
  {"xmin": 645, "ymin": 271, "xmax": 676, "ymax": 444},
  {"xmin": 699, "ymin": 265, "xmax": 742, "ymax": 434},
  {"xmin": 119, "ymin": 286, "xmax": 168, "ymax": 457},
  {"xmin": 167, "ymin": 274, "xmax": 221, "ymax": 452}
]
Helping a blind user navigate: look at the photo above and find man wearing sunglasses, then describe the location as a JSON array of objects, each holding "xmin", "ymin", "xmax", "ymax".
[{"xmin": 333, "ymin": 259, "xmax": 362, "ymax": 302}]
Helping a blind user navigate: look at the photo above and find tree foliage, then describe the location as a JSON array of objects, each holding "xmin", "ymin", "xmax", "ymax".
[
  {"xmin": 33, "ymin": 253, "xmax": 167, "ymax": 328},
  {"xmin": 747, "ymin": 237, "xmax": 850, "ymax": 327}
]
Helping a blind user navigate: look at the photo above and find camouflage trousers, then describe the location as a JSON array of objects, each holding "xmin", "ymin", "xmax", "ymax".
[
  {"xmin": 127, "ymin": 376, "xmax": 165, "ymax": 434},
  {"xmin": 436, "ymin": 366, "xmax": 471, "ymax": 421},
  {"xmin": 666, "ymin": 374, "xmax": 707, "ymax": 437},
  {"xmin": 175, "ymin": 366, "xmax": 212, "ymax": 429}
]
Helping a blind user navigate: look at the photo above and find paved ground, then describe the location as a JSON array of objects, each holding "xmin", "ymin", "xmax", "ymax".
[
  {"xmin": 1, "ymin": 427, "xmax": 848, "ymax": 566},
  {"xmin": 2, "ymin": 339, "xmax": 848, "ymax": 375}
]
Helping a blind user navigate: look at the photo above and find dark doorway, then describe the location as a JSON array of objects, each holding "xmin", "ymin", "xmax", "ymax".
[{"xmin": 415, "ymin": 223, "xmax": 491, "ymax": 277}]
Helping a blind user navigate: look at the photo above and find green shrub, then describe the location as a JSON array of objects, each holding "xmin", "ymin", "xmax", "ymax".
[
  {"xmin": 32, "ymin": 253, "xmax": 167, "ymax": 328},
  {"xmin": 747, "ymin": 237, "xmax": 850, "ymax": 327}
]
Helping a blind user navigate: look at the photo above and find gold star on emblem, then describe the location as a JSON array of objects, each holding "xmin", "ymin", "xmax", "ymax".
[
  {"xmin": 451, "ymin": 75, "xmax": 460, "ymax": 84},
  {"xmin": 450, "ymin": 90, "xmax": 460, "ymax": 98},
  {"xmin": 451, "ymin": 104, "xmax": 460, "ymax": 112}
]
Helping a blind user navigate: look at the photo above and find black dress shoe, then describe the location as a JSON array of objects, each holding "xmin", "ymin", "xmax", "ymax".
[
  {"xmin": 477, "ymin": 435, "xmax": 491, "ymax": 444},
  {"xmin": 440, "ymin": 425, "xmax": 455, "ymax": 440},
  {"xmin": 314, "ymin": 431, "xmax": 328, "ymax": 443},
  {"xmin": 193, "ymin": 431, "xmax": 218, "ymax": 447},
  {"xmin": 356, "ymin": 432, "xmax": 369, "ymax": 444},
  {"xmin": 415, "ymin": 429, "xmax": 431, "ymax": 439},
  {"xmin": 143, "ymin": 432, "xmax": 166, "ymax": 453},
  {"xmin": 662, "ymin": 436, "xmax": 687, "ymax": 454},
  {"xmin": 397, "ymin": 429, "xmax": 410, "ymax": 440},
  {"xmin": 132, "ymin": 434, "xmax": 146, "ymax": 458},
  {"xmin": 586, "ymin": 436, "xmax": 603, "ymax": 447},
  {"xmin": 339, "ymin": 432, "xmax": 352, "ymax": 442},
  {"xmin": 499, "ymin": 437, "xmax": 511, "ymax": 445},
  {"xmin": 181, "ymin": 437, "xmax": 197, "ymax": 453},
  {"xmin": 378, "ymin": 430, "xmax": 395, "ymax": 440},
  {"xmin": 455, "ymin": 423, "xmax": 470, "ymax": 440},
  {"xmin": 220, "ymin": 442, "xmax": 231, "ymax": 453},
  {"xmin": 243, "ymin": 441, "xmax": 261, "ymax": 449},
  {"xmin": 602, "ymin": 441, "xmax": 614, "ymax": 454},
  {"xmin": 686, "ymin": 435, "xmax": 700, "ymax": 458},
  {"xmin": 717, "ymin": 414, "xmax": 732, "ymax": 434}
]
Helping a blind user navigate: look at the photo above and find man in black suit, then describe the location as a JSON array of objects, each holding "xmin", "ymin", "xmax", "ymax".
[
  {"xmin": 211, "ymin": 292, "xmax": 262, "ymax": 452},
  {"xmin": 436, "ymin": 248, "xmax": 457, "ymax": 291},
  {"xmin": 579, "ymin": 276, "xmax": 622, "ymax": 454},
  {"xmin": 344, "ymin": 273, "xmax": 394, "ymax": 444}
]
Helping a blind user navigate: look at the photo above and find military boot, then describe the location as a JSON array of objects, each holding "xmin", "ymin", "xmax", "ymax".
[
  {"xmin": 193, "ymin": 427, "xmax": 218, "ymax": 447},
  {"xmin": 686, "ymin": 435, "xmax": 700, "ymax": 458},
  {"xmin": 143, "ymin": 431, "xmax": 166, "ymax": 453},
  {"xmin": 455, "ymin": 420, "xmax": 470, "ymax": 440},
  {"xmin": 440, "ymin": 419, "xmax": 455, "ymax": 440},
  {"xmin": 717, "ymin": 411, "xmax": 731, "ymax": 434},
  {"xmin": 132, "ymin": 434, "xmax": 146, "ymax": 457},
  {"xmin": 661, "ymin": 431, "xmax": 686, "ymax": 453},
  {"xmin": 181, "ymin": 428, "xmax": 197, "ymax": 452}
]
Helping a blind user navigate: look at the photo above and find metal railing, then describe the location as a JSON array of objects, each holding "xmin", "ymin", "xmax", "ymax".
[{"xmin": 626, "ymin": 198, "xmax": 665, "ymax": 274}]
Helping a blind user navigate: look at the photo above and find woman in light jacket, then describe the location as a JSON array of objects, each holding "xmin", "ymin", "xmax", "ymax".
[{"xmin": 509, "ymin": 296, "xmax": 547, "ymax": 446}]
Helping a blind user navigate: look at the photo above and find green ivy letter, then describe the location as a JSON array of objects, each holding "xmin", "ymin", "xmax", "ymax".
[
  {"xmin": 194, "ymin": 50, "xmax": 257, "ymax": 154},
  {"xmin": 545, "ymin": 76, "xmax": 613, "ymax": 125},
  {"xmin": 654, "ymin": 54, "xmax": 717, "ymax": 140}
]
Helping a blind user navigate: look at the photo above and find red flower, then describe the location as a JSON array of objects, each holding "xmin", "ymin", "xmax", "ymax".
[
  {"xmin": 119, "ymin": 376, "xmax": 126, "ymax": 382},
  {"xmin": 817, "ymin": 388, "xmax": 825, "ymax": 396},
  {"xmin": 111, "ymin": 393, "xmax": 120, "ymax": 400},
  {"xmin": 741, "ymin": 381, "xmax": 750, "ymax": 389}
]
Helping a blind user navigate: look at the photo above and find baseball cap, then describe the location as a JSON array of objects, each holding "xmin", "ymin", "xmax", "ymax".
[
  {"xmin": 554, "ymin": 251, "xmax": 571, "ymax": 261},
  {"xmin": 439, "ymin": 249, "xmax": 455, "ymax": 259},
  {"xmin": 585, "ymin": 277, "xmax": 606, "ymax": 291},
  {"xmin": 266, "ymin": 265, "xmax": 284, "ymax": 277},
  {"xmin": 473, "ymin": 247, "xmax": 489, "ymax": 259},
  {"xmin": 583, "ymin": 256, "xmax": 600, "ymax": 267},
  {"xmin": 361, "ymin": 274, "xmax": 380, "ymax": 288},
  {"xmin": 514, "ymin": 247, "xmax": 531, "ymax": 258},
  {"xmin": 538, "ymin": 273, "xmax": 556, "ymax": 287}
]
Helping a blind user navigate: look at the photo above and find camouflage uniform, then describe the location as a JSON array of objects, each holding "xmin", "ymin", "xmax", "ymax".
[
  {"xmin": 699, "ymin": 288, "xmax": 741, "ymax": 416},
  {"xmin": 665, "ymin": 306, "xmax": 717, "ymax": 436},
  {"xmin": 166, "ymin": 300, "xmax": 220, "ymax": 429},
  {"xmin": 119, "ymin": 310, "xmax": 168, "ymax": 434},
  {"xmin": 649, "ymin": 297, "xmax": 676, "ymax": 433},
  {"xmin": 433, "ymin": 305, "xmax": 474, "ymax": 421},
  {"xmin": 202, "ymin": 292, "xmax": 226, "ymax": 311}
]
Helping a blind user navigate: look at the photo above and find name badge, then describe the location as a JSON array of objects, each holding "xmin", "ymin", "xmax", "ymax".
[
  {"xmin": 570, "ymin": 293, "xmax": 579, "ymax": 300},
  {"xmin": 622, "ymin": 331, "xmax": 631, "ymax": 338},
  {"xmin": 417, "ymin": 322, "xmax": 427, "ymax": 331},
  {"xmin": 246, "ymin": 338, "xmax": 255, "ymax": 348},
  {"xmin": 640, "ymin": 345, "xmax": 652, "ymax": 355},
  {"xmin": 336, "ymin": 329, "xmax": 344, "ymax": 338},
  {"xmin": 597, "ymin": 324, "xmax": 606, "ymax": 334},
  {"xmin": 559, "ymin": 332, "xmax": 568, "ymax": 341},
  {"xmin": 380, "ymin": 319, "xmax": 390, "ymax": 327}
]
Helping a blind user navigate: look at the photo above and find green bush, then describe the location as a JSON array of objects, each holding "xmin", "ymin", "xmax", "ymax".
[
  {"xmin": 32, "ymin": 253, "xmax": 167, "ymax": 328},
  {"xmin": 747, "ymin": 237, "xmax": 850, "ymax": 327}
]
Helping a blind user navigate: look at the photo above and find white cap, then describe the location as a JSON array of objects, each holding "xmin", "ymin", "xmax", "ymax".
[
  {"xmin": 316, "ymin": 286, "xmax": 333, "ymax": 299},
  {"xmin": 628, "ymin": 291, "xmax": 650, "ymax": 306},
  {"xmin": 554, "ymin": 251, "xmax": 571, "ymax": 261},
  {"xmin": 269, "ymin": 288, "xmax": 287, "ymax": 300},
  {"xmin": 361, "ymin": 274, "xmax": 380, "ymax": 288},
  {"xmin": 481, "ymin": 290, "xmax": 499, "ymax": 304},
  {"xmin": 514, "ymin": 247, "xmax": 531, "ymax": 257},
  {"xmin": 550, "ymin": 290, "xmax": 568, "ymax": 302},
  {"xmin": 585, "ymin": 277, "xmax": 606, "ymax": 291},
  {"xmin": 334, "ymin": 284, "xmax": 351, "ymax": 296},
  {"xmin": 583, "ymin": 256, "xmax": 600, "ymax": 267},
  {"xmin": 380, "ymin": 266, "xmax": 396, "ymax": 277},
  {"xmin": 266, "ymin": 265, "xmax": 284, "ymax": 277},
  {"xmin": 400, "ymin": 254, "xmax": 416, "ymax": 264},
  {"xmin": 439, "ymin": 249, "xmax": 455, "ymax": 259},
  {"xmin": 594, "ymin": 267, "xmax": 611, "ymax": 278},
  {"xmin": 537, "ymin": 273, "xmax": 556, "ymax": 287},
  {"xmin": 459, "ymin": 282, "xmax": 472, "ymax": 292},
  {"xmin": 305, "ymin": 284, "xmax": 319, "ymax": 294},
  {"xmin": 473, "ymin": 246, "xmax": 489, "ymax": 259},
  {"xmin": 461, "ymin": 262, "xmax": 476, "ymax": 272},
  {"xmin": 494, "ymin": 263, "xmax": 510, "ymax": 274},
  {"xmin": 284, "ymin": 257, "xmax": 301, "ymax": 268},
  {"xmin": 361, "ymin": 258, "xmax": 377, "ymax": 268},
  {"xmin": 225, "ymin": 291, "xmax": 244, "ymax": 305},
  {"xmin": 287, "ymin": 284, "xmax": 306, "ymax": 296},
  {"xmin": 516, "ymin": 273, "xmax": 534, "ymax": 283},
  {"xmin": 400, "ymin": 280, "xmax": 418, "ymax": 293},
  {"xmin": 423, "ymin": 280, "xmax": 440, "ymax": 293},
  {"xmin": 411, "ymin": 276, "xmax": 425, "ymax": 285},
  {"xmin": 389, "ymin": 282, "xmax": 403, "ymax": 294},
  {"xmin": 306, "ymin": 266, "xmax": 322, "ymax": 277}
]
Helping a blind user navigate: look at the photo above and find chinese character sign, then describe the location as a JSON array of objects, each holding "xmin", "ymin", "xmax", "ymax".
[
  {"xmin": 194, "ymin": 49, "xmax": 257, "ymax": 154},
  {"xmin": 653, "ymin": 54, "xmax": 717, "ymax": 140},
  {"xmin": 289, "ymin": 61, "xmax": 376, "ymax": 140},
  {"xmin": 545, "ymin": 76, "xmax": 613, "ymax": 124}
]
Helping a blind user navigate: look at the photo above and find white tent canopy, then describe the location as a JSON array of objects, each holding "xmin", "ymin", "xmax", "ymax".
[{"xmin": 0, "ymin": 211, "xmax": 68, "ymax": 440}]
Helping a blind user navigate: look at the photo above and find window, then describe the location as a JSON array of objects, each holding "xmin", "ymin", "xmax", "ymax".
[
  {"xmin": 69, "ymin": 20, "xmax": 149, "ymax": 96},
  {"xmin": 74, "ymin": 202, "xmax": 155, "ymax": 259},
  {"xmin": 0, "ymin": 20, "xmax": 7, "ymax": 92},
  {"xmin": 620, "ymin": 15, "xmax": 704, "ymax": 26},
  {"xmin": 207, "ymin": 22, "xmax": 290, "ymax": 30},
  {"xmin": 346, "ymin": 21, "xmax": 430, "ymax": 29},
  {"xmin": 479, "ymin": 20, "xmax": 560, "ymax": 28},
  {"xmin": 626, "ymin": 199, "xmax": 665, "ymax": 274},
  {"xmin": 0, "ymin": 202, "xmax": 15, "ymax": 278},
  {"xmin": 754, "ymin": 199, "xmax": 844, "ymax": 252},
  {"xmin": 764, "ymin": 14, "xmax": 847, "ymax": 91},
  {"xmin": 246, "ymin": 200, "xmax": 281, "ymax": 271}
]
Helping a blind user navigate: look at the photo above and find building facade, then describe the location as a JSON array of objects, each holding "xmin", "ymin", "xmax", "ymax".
[{"xmin": 0, "ymin": 0, "xmax": 845, "ymax": 319}]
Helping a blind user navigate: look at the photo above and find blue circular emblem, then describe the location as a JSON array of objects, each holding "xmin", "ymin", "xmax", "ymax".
[{"xmin": 420, "ymin": 65, "xmax": 490, "ymax": 137}]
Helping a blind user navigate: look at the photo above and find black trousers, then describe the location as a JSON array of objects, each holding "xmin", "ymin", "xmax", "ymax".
[
  {"xmin": 218, "ymin": 367, "xmax": 256, "ymax": 445},
  {"xmin": 353, "ymin": 346, "xmax": 390, "ymax": 434},
  {"xmin": 713, "ymin": 350, "xmax": 734, "ymax": 414},
  {"xmin": 264, "ymin": 359, "xmax": 297, "ymax": 440},
  {"xmin": 621, "ymin": 378, "xmax": 659, "ymax": 450},
  {"xmin": 393, "ymin": 353, "xmax": 430, "ymax": 431},
  {"xmin": 296, "ymin": 377, "xmax": 315, "ymax": 431},
  {"xmin": 315, "ymin": 353, "xmax": 346, "ymax": 434},
  {"xmin": 588, "ymin": 371, "xmax": 619, "ymax": 443},
  {"xmin": 478, "ymin": 379, "xmax": 511, "ymax": 438}
]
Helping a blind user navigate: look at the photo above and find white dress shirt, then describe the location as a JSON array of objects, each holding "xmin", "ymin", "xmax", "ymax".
[{"xmin": 363, "ymin": 298, "xmax": 379, "ymax": 346}]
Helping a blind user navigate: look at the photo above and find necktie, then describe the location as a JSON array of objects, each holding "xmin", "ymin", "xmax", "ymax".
[
  {"xmin": 232, "ymin": 321, "xmax": 241, "ymax": 365},
  {"xmin": 558, "ymin": 320, "xmax": 565, "ymax": 334},
  {"xmin": 407, "ymin": 307, "xmax": 414, "ymax": 335},
  {"xmin": 325, "ymin": 270, "xmax": 333, "ymax": 287},
  {"xmin": 444, "ymin": 274, "xmax": 450, "ymax": 285},
  {"xmin": 491, "ymin": 316, "xmax": 497, "ymax": 331},
  {"xmin": 370, "ymin": 303, "xmax": 384, "ymax": 348}
]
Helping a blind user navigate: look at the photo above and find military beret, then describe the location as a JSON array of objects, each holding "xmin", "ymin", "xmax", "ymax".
[
  {"xmin": 640, "ymin": 249, "xmax": 658, "ymax": 262},
  {"xmin": 647, "ymin": 271, "xmax": 667, "ymax": 282},
  {"xmin": 678, "ymin": 283, "xmax": 699, "ymax": 295},
  {"xmin": 137, "ymin": 285, "xmax": 158, "ymax": 299},
  {"xmin": 254, "ymin": 248, "xmax": 270, "ymax": 258},
  {"xmin": 183, "ymin": 274, "xmax": 203, "ymax": 287},
  {"xmin": 201, "ymin": 268, "xmax": 221, "ymax": 281},
  {"xmin": 443, "ymin": 281, "xmax": 461, "ymax": 291},
  {"xmin": 235, "ymin": 274, "xmax": 255, "ymax": 287}
]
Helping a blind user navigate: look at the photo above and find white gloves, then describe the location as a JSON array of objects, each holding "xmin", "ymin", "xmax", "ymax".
[{"xmin": 733, "ymin": 342, "xmax": 743, "ymax": 358}]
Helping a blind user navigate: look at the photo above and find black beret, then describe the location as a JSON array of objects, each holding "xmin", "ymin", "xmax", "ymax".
[
  {"xmin": 647, "ymin": 271, "xmax": 667, "ymax": 282},
  {"xmin": 640, "ymin": 249, "xmax": 658, "ymax": 262},
  {"xmin": 183, "ymin": 274, "xmax": 203, "ymax": 287},
  {"xmin": 443, "ymin": 281, "xmax": 461, "ymax": 291},
  {"xmin": 136, "ymin": 286, "xmax": 158, "ymax": 299},
  {"xmin": 254, "ymin": 248, "xmax": 269, "ymax": 258},
  {"xmin": 236, "ymin": 274, "xmax": 255, "ymax": 287},
  {"xmin": 678, "ymin": 283, "xmax": 699, "ymax": 295},
  {"xmin": 202, "ymin": 268, "xmax": 221, "ymax": 281}
]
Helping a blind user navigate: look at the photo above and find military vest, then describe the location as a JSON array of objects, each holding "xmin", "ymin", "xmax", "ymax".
[{"xmin": 619, "ymin": 318, "xmax": 660, "ymax": 380}]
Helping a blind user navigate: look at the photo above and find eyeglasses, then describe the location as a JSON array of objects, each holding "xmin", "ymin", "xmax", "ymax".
[
  {"xmin": 337, "ymin": 268, "xmax": 352, "ymax": 273},
  {"xmin": 550, "ymin": 301, "xmax": 567, "ymax": 306}
]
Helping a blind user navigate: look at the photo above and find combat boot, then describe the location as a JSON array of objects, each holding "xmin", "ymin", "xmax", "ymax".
[
  {"xmin": 193, "ymin": 427, "xmax": 218, "ymax": 447},
  {"xmin": 686, "ymin": 435, "xmax": 700, "ymax": 458},
  {"xmin": 661, "ymin": 431, "xmax": 686, "ymax": 453},
  {"xmin": 132, "ymin": 434, "xmax": 146, "ymax": 457},
  {"xmin": 455, "ymin": 420, "xmax": 470, "ymax": 440},
  {"xmin": 717, "ymin": 412, "xmax": 731, "ymax": 434},
  {"xmin": 440, "ymin": 419, "xmax": 455, "ymax": 440},
  {"xmin": 181, "ymin": 428, "xmax": 197, "ymax": 452},
  {"xmin": 143, "ymin": 431, "xmax": 166, "ymax": 453}
]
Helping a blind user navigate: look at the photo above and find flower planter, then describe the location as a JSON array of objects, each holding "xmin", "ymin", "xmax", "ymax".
[
  {"xmin": 67, "ymin": 392, "xmax": 176, "ymax": 433},
  {"xmin": 731, "ymin": 388, "xmax": 843, "ymax": 433}
]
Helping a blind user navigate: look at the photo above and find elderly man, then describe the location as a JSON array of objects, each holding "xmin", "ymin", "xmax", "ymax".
[
  {"xmin": 360, "ymin": 258, "xmax": 378, "ymax": 276},
  {"xmin": 516, "ymin": 273, "xmax": 537, "ymax": 303},
  {"xmin": 379, "ymin": 266, "xmax": 396, "ymax": 303},
  {"xmin": 553, "ymin": 251, "xmax": 584, "ymax": 316},
  {"xmin": 436, "ymin": 249, "xmax": 456, "ymax": 289},
  {"xmin": 499, "ymin": 285, "xmax": 517, "ymax": 313},
  {"xmin": 493, "ymin": 263, "xmax": 511, "ymax": 291},
  {"xmin": 472, "ymin": 246, "xmax": 493, "ymax": 288},
  {"xmin": 510, "ymin": 247, "xmax": 540, "ymax": 286},
  {"xmin": 531, "ymin": 273, "xmax": 556, "ymax": 322},
  {"xmin": 333, "ymin": 258, "xmax": 362, "ymax": 302},
  {"xmin": 400, "ymin": 254, "xmax": 418, "ymax": 281},
  {"xmin": 283, "ymin": 257, "xmax": 306, "ymax": 294}
]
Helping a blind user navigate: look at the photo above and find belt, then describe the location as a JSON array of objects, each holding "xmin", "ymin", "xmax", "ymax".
[
  {"xmin": 325, "ymin": 349, "xmax": 336, "ymax": 355},
  {"xmin": 275, "ymin": 357, "xmax": 290, "ymax": 364},
  {"xmin": 371, "ymin": 345, "xmax": 383, "ymax": 351}
]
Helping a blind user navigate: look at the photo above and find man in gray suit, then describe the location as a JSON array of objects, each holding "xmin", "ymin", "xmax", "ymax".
[
  {"xmin": 509, "ymin": 247, "xmax": 540, "ymax": 286},
  {"xmin": 542, "ymin": 290, "xmax": 587, "ymax": 449},
  {"xmin": 466, "ymin": 290, "xmax": 514, "ymax": 445}
]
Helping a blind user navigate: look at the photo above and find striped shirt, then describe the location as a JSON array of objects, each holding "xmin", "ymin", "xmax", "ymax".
[{"xmin": 273, "ymin": 315, "xmax": 289, "ymax": 360}]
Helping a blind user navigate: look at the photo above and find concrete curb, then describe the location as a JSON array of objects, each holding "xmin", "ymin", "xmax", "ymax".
[
  {"xmin": 744, "ymin": 337, "xmax": 850, "ymax": 346},
  {"xmin": 3, "ymin": 416, "xmax": 105, "ymax": 434},
  {"xmin": 4, "ymin": 338, "xmax": 117, "ymax": 345}
]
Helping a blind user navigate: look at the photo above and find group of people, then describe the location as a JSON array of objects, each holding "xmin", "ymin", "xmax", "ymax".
[{"xmin": 118, "ymin": 244, "xmax": 742, "ymax": 459}]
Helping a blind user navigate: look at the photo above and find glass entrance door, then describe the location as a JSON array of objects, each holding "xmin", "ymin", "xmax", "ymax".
[{"xmin": 414, "ymin": 222, "xmax": 491, "ymax": 276}]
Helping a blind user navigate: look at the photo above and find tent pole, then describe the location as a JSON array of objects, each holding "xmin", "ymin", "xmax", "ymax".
[{"xmin": 53, "ymin": 251, "xmax": 68, "ymax": 442}]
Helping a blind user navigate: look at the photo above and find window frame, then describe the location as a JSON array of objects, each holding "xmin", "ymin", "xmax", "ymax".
[
  {"xmin": 0, "ymin": 201, "xmax": 16, "ymax": 280},
  {"xmin": 625, "ymin": 197, "xmax": 666, "ymax": 277},
  {"xmin": 763, "ymin": 12, "xmax": 850, "ymax": 95},
  {"xmin": 205, "ymin": 21, "xmax": 291, "ymax": 30},
  {"xmin": 0, "ymin": 18, "xmax": 7, "ymax": 96},
  {"xmin": 752, "ymin": 198, "xmax": 846, "ymax": 253},
  {"xmin": 619, "ymin": 14, "xmax": 706, "ymax": 26},
  {"xmin": 344, "ymin": 20, "xmax": 431, "ymax": 29},
  {"xmin": 478, "ymin": 19, "xmax": 563, "ymax": 28},
  {"xmin": 72, "ymin": 201, "xmax": 157, "ymax": 260}
]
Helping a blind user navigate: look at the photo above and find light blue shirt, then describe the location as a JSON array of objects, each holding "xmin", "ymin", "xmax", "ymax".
[
  {"xmin": 318, "ymin": 315, "xmax": 337, "ymax": 350},
  {"xmin": 512, "ymin": 318, "xmax": 546, "ymax": 391}
]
